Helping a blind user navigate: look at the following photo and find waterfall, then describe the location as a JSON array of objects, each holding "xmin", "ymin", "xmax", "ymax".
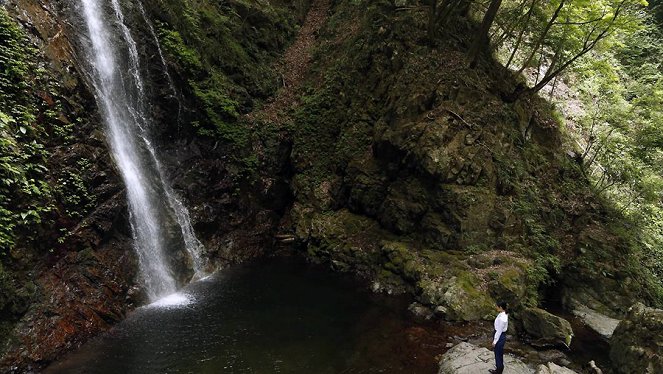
[{"xmin": 78, "ymin": 0, "xmax": 205, "ymax": 300}]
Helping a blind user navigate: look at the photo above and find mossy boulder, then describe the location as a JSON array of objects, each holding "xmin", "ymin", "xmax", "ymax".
[
  {"xmin": 379, "ymin": 241, "xmax": 423, "ymax": 282},
  {"xmin": 610, "ymin": 303, "xmax": 663, "ymax": 374},
  {"xmin": 418, "ymin": 274, "xmax": 494, "ymax": 321},
  {"xmin": 521, "ymin": 308, "xmax": 574, "ymax": 348},
  {"xmin": 486, "ymin": 259, "xmax": 538, "ymax": 309}
]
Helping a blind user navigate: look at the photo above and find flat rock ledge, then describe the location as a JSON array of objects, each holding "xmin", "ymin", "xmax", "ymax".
[
  {"xmin": 438, "ymin": 343, "xmax": 579, "ymax": 374},
  {"xmin": 438, "ymin": 342, "xmax": 534, "ymax": 374},
  {"xmin": 572, "ymin": 304, "xmax": 620, "ymax": 341}
]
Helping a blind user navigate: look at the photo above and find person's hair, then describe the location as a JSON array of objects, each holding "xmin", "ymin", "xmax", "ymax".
[{"xmin": 497, "ymin": 301, "xmax": 509, "ymax": 314}]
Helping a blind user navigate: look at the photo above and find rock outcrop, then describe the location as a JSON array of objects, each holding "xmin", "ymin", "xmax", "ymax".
[
  {"xmin": 437, "ymin": 343, "xmax": 580, "ymax": 374},
  {"xmin": 285, "ymin": 0, "xmax": 662, "ymax": 329},
  {"xmin": 571, "ymin": 303, "xmax": 620, "ymax": 341},
  {"xmin": 610, "ymin": 303, "xmax": 663, "ymax": 374},
  {"xmin": 521, "ymin": 308, "xmax": 574, "ymax": 347},
  {"xmin": 438, "ymin": 342, "xmax": 534, "ymax": 374}
]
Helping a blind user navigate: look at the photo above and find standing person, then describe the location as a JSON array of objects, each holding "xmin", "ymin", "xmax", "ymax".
[{"xmin": 490, "ymin": 301, "xmax": 509, "ymax": 374}]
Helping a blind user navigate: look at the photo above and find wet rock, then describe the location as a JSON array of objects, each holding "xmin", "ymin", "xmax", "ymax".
[
  {"xmin": 610, "ymin": 303, "xmax": 663, "ymax": 374},
  {"xmin": 571, "ymin": 303, "xmax": 620, "ymax": 341},
  {"xmin": 584, "ymin": 360, "xmax": 603, "ymax": 374},
  {"xmin": 408, "ymin": 302, "xmax": 434, "ymax": 320},
  {"xmin": 536, "ymin": 362, "xmax": 578, "ymax": 374},
  {"xmin": 521, "ymin": 308, "xmax": 573, "ymax": 348},
  {"xmin": 438, "ymin": 342, "xmax": 534, "ymax": 374},
  {"xmin": 0, "ymin": 239, "xmax": 136, "ymax": 373},
  {"xmin": 534, "ymin": 349, "xmax": 570, "ymax": 366}
]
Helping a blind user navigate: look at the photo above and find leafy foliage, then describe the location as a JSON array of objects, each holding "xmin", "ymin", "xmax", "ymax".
[
  {"xmin": 0, "ymin": 8, "xmax": 53, "ymax": 253},
  {"xmin": 486, "ymin": 0, "xmax": 663, "ymax": 282}
]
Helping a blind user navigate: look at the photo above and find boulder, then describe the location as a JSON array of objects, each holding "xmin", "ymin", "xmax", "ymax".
[
  {"xmin": 438, "ymin": 342, "xmax": 534, "ymax": 374},
  {"xmin": 418, "ymin": 275, "xmax": 494, "ymax": 321},
  {"xmin": 408, "ymin": 302, "xmax": 434, "ymax": 320},
  {"xmin": 571, "ymin": 304, "xmax": 620, "ymax": 341},
  {"xmin": 610, "ymin": 303, "xmax": 663, "ymax": 374},
  {"xmin": 536, "ymin": 362, "xmax": 579, "ymax": 374},
  {"xmin": 521, "ymin": 308, "xmax": 574, "ymax": 347}
]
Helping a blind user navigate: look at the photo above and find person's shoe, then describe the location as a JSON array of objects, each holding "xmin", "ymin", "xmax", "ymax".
[{"xmin": 488, "ymin": 370, "xmax": 498, "ymax": 374}]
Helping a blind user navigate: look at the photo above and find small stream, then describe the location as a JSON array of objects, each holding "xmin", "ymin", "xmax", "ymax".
[{"xmin": 44, "ymin": 258, "xmax": 448, "ymax": 374}]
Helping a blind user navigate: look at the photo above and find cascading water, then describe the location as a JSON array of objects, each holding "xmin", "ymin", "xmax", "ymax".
[{"xmin": 78, "ymin": 0, "xmax": 205, "ymax": 301}]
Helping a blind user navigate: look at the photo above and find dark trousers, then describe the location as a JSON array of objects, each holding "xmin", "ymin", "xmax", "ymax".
[{"xmin": 494, "ymin": 332, "xmax": 506, "ymax": 370}]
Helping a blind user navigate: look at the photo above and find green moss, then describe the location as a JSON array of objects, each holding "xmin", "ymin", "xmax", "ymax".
[
  {"xmin": 150, "ymin": 0, "xmax": 298, "ymax": 145},
  {"xmin": 380, "ymin": 241, "xmax": 423, "ymax": 281},
  {"xmin": 456, "ymin": 271, "xmax": 484, "ymax": 298},
  {"xmin": 158, "ymin": 28, "xmax": 202, "ymax": 74}
]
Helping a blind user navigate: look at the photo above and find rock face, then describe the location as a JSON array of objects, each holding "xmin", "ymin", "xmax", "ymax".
[
  {"xmin": 610, "ymin": 303, "xmax": 663, "ymax": 374},
  {"xmin": 571, "ymin": 303, "xmax": 620, "ymax": 341},
  {"xmin": 521, "ymin": 308, "xmax": 574, "ymax": 347},
  {"xmin": 285, "ymin": 0, "xmax": 662, "ymax": 331},
  {"xmin": 438, "ymin": 342, "xmax": 534, "ymax": 374},
  {"xmin": 1, "ymin": 242, "xmax": 136, "ymax": 373}
]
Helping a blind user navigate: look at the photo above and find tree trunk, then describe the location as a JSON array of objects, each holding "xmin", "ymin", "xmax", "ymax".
[
  {"xmin": 506, "ymin": 0, "xmax": 536, "ymax": 69},
  {"xmin": 493, "ymin": 0, "xmax": 531, "ymax": 48},
  {"xmin": 428, "ymin": 0, "xmax": 439, "ymax": 42},
  {"xmin": 468, "ymin": 0, "xmax": 503, "ymax": 68},
  {"xmin": 516, "ymin": 0, "xmax": 566, "ymax": 75}
]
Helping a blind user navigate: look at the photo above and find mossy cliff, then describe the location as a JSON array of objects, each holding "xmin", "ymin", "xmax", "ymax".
[{"xmin": 276, "ymin": 0, "xmax": 663, "ymax": 321}]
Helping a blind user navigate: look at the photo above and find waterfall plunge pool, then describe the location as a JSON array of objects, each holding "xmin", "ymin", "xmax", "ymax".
[{"xmin": 44, "ymin": 257, "xmax": 450, "ymax": 373}]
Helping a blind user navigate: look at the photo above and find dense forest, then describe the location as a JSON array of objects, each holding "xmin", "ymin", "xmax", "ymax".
[{"xmin": 0, "ymin": 0, "xmax": 662, "ymax": 373}]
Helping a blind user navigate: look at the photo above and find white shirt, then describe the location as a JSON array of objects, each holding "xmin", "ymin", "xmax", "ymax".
[{"xmin": 493, "ymin": 311, "xmax": 508, "ymax": 344}]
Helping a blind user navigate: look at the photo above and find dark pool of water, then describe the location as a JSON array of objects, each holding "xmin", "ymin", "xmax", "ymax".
[{"xmin": 44, "ymin": 258, "xmax": 446, "ymax": 374}]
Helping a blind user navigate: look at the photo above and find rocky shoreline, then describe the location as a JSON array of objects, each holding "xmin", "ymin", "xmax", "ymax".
[{"xmin": 431, "ymin": 302, "xmax": 663, "ymax": 374}]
